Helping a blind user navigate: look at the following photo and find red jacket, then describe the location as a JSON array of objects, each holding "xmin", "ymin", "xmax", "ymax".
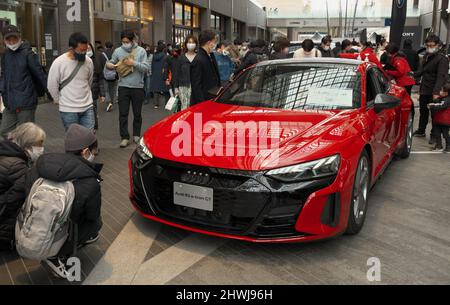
[
  {"xmin": 340, "ymin": 48, "xmax": 383, "ymax": 70},
  {"xmin": 385, "ymin": 54, "xmax": 416, "ymax": 87}
]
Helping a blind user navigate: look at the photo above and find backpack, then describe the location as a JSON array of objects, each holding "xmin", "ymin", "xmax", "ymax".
[
  {"xmin": 102, "ymin": 52, "xmax": 117, "ymax": 81},
  {"xmin": 15, "ymin": 178, "xmax": 75, "ymax": 261}
]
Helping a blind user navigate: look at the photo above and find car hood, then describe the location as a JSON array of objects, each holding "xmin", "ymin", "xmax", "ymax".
[{"xmin": 144, "ymin": 101, "xmax": 358, "ymax": 171}]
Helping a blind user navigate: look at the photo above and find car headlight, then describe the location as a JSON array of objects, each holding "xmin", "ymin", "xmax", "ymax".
[
  {"xmin": 136, "ymin": 137, "xmax": 153, "ymax": 161},
  {"xmin": 265, "ymin": 155, "xmax": 341, "ymax": 183}
]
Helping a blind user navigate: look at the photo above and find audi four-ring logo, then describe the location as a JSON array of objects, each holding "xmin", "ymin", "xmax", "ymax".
[{"xmin": 397, "ymin": 0, "xmax": 406, "ymax": 9}]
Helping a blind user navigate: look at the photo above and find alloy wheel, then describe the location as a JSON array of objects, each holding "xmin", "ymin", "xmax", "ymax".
[{"xmin": 352, "ymin": 156, "xmax": 369, "ymax": 225}]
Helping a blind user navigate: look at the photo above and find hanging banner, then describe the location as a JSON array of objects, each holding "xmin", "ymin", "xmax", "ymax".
[{"xmin": 389, "ymin": 0, "xmax": 408, "ymax": 46}]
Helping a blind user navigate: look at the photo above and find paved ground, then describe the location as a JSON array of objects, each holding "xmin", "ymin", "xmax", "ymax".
[{"xmin": 1, "ymin": 96, "xmax": 449, "ymax": 285}]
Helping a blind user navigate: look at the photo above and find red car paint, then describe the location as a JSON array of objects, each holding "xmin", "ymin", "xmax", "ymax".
[{"xmin": 130, "ymin": 59, "xmax": 413, "ymax": 243}]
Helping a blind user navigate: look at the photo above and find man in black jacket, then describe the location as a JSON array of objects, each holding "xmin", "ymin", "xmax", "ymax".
[
  {"xmin": 414, "ymin": 35, "xmax": 449, "ymax": 138},
  {"xmin": 26, "ymin": 124, "xmax": 102, "ymax": 278},
  {"xmin": 0, "ymin": 25, "xmax": 48, "ymax": 139},
  {"xmin": 190, "ymin": 30, "xmax": 221, "ymax": 105}
]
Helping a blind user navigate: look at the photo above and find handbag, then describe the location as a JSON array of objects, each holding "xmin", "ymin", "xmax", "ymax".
[
  {"xmin": 165, "ymin": 96, "xmax": 180, "ymax": 112},
  {"xmin": 116, "ymin": 48, "xmax": 138, "ymax": 78}
]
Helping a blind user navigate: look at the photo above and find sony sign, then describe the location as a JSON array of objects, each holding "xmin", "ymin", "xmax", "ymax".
[{"xmin": 66, "ymin": 0, "xmax": 81, "ymax": 22}]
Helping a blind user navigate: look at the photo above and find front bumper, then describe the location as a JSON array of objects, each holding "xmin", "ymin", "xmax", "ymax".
[{"xmin": 129, "ymin": 152, "xmax": 346, "ymax": 243}]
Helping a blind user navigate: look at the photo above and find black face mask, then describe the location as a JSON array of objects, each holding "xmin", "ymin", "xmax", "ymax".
[{"xmin": 74, "ymin": 51, "xmax": 86, "ymax": 62}]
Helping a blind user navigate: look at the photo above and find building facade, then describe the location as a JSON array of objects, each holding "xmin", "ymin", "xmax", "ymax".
[{"xmin": 0, "ymin": 0, "xmax": 266, "ymax": 68}]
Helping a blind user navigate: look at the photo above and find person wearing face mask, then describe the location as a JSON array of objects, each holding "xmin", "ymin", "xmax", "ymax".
[
  {"xmin": 174, "ymin": 36, "xmax": 198, "ymax": 111},
  {"xmin": 318, "ymin": 37, "xmax": 335, "ymax": 58},
  {"xmin": 0, "ymin": 123, "xmax": 46, "ymax": 251},
  {"xmin": 340, "ymin": 41, "xmax": 383, "ymax": 70},
  {"xmin": 163, "ymin": 44, "xmax": 182, "ymax": 96},
  {"xmin": 190, "ymin": 30, "xmax": 221, "ymax": 105},
  {"xmin": 270, "ymin": 37, "xmax": 291, "ymax": 60},
  {"xmin": 214, "ymin": 41, "xmax": 235, "ymax": 87},
  {"xmin": 413, "ymin": 34, "xmax": 449, "ymax": 140},
  {"xmin": 47, "ymin": 32, "xmax": 95, "ymax": 132},
  {"xmin": 87, "ymin": 43, "xmax": 105, "ymax": 133},
  {"xmin": 25, "ymin": 124, "xmax": 102, "ymax": 277},
  {"xmin": 105, "ymin": 30, "xmax": 150, "ymax": 148},
  {"xmin": 0, "ymin": 25, "xmax": 48, "ymax": 139}
]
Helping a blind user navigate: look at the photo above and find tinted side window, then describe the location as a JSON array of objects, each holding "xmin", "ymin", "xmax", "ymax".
[
  {"xmin": 366, "ymin": 70, "xmax": 379, "ymax": 103},
  {"xmin": 373, "ymin": 69, "xmax": 389, "ymax": 93}
]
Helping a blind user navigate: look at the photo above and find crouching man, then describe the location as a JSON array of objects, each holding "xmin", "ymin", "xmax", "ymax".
[{"xmin": 25, "ymin": 124, "xmax": 103, "ymax": 278}]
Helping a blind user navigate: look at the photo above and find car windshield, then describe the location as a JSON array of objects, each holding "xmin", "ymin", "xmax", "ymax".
[{"xmin": 218, "ymin": 63, "xmax": 362, "ymax": 111}]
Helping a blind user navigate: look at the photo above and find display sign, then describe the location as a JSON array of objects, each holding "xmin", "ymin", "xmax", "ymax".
[{"xmin": 306, "ymin": 88, "xmax": 354, "ymax": 108}]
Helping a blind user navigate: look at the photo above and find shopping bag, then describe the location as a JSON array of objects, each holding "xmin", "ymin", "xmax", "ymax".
[{"xmin": 165, "ymin": 96, "xmax": 179, "ymax": 112}]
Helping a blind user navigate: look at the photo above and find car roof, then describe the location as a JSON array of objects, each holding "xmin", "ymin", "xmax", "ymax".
[{"xmin": 257, "ymin": 58, "xmax": 364, "ymax": 67}]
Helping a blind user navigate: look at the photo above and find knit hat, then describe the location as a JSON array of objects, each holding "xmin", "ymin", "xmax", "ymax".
[
  {"xmin": 65, "ymin": 124, "xmax": 97, "ymax": 153},
  {"xmin": 2, "ymin": 25, "xmax": 21, "ymax": 40}
]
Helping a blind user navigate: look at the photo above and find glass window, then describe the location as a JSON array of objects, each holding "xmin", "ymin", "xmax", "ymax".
[
  {"xmin": 193, "ymin": 7, "xmax": 200, "ymax": 28},
  {"xmin": 140, "ymin": 0, "xmax": 153, "ymax": 20},
  {"xmin": 218, "ymin": 64, "xmax": 362, "ymax": 110},
  {"xmin": 123, "ymin": 0, "xmax": 137, "ymax": 17},
  {"xmin": 174, "ymin": 2, "xmax": 183, "ymax": 25},
  {"xmin": 184, "ymin": 5, "xmax": 191, "ymax": 27},
  {"xmin": 94, "ymin": 0, "xmax": 103, "ymax": 11}
]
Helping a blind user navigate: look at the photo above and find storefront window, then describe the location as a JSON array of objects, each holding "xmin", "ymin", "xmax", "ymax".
[
  {"xmin": 184, "ymin": 5, "xmax": 191, "ymax": 27},
  {"xmin": 140, "ymin": 0, "xmax": 154, "ymax": 20},
  {"xmin": 193, "ymin": 7, "xmax": 199, "ymax": 28},
  {"xmin": 174, "ymin": 2, "xmax": 183, "ymax": 25},
  {"xmin": 123, "ymin": 0, "xmax": 137, "ymax": 17}
]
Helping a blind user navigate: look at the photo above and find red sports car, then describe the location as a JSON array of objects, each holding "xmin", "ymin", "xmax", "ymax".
[{"xmin": 129, "ymin": 58, "xmax": 413, "ymax": 243}]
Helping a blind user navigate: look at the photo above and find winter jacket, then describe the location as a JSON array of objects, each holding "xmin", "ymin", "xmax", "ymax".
[
  {"xmin": 25, "ymin": 153, "xmax": 103, "ymax": 226},
  {"xmin": 214, "ymin": 52, "xmax": 235, "ymax": 82},
  {"xmin": 415, "ymin": 52, "xmax": 449, "ymax": 96},
  {"xmin": 234, "ymin": 47, "xmax": 267, "ymax": 76},
  {"xmin": 163, "ymin": 54, "xmax": 180, "ymax": 89},
  {"xmin": 340, "ymin": 48, "xmax": 383, "ymax": 70},
  {"xmin": 0, "ymin": 141, "xmax": 31, "ymax": 250},
  {"xmin": 430, "ymin": 97, "xmax": 450, "ymax": 126},
  {"xmin": 175, "ymin": 54, "xmax": 195, "ymax": 88},
  {"xmin": 0, "ymin": 41, "xmax": 47, "ymax": 111},
  {"xmin": 190, "ymin": 48, "xmax": 221, "ymax": 105},
  {"xmin": 385, "ymin": 54, "xmax": 416, "ymax": 87},
  {"xmin": 150, "ymin": 52, "xmax": 169, "ymax": 93},
  {"xmin": 318, "ymin": 46, "xmax": 335, "ymax": 58},
  {"xmin": 269, "ymin": 52, "xmax": 288, "ymax": 60},
  {"xmin": 90, "ymin": 54, "xmax": 105, "ymax": 101},
  {"xmin": 402, "ymin": 48, "xmax": 420, "ymax": 72}
]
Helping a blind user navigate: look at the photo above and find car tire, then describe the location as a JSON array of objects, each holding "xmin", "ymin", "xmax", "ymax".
[
  {"xmin": 345, "ymin": 151, "xmax": 371, "ymax": 235},
  {"xmin": 396, "ymin": 113, "xmax": 413, "ymax": 159}
]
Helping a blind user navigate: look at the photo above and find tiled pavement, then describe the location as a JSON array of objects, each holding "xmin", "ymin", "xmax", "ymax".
[
  {"xmin": 1, "ymin": 95, "xmax": 450, "ymax": 285},
  {"xmin": 0, "ymin": 101, "xmax": 171, "ymax": 285}
]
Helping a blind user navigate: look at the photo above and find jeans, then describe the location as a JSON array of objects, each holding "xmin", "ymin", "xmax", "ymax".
[
  {"xmin": 104, "ymin": 79, "xmax": 118, "ymax": 104},
  {"xmin": 118, "ymin": 87, "xmax": 145, "ymax": 140},
  {"xmin": 0, "ymin": 107, "xmax": 36, "ymax": 139},
  {"xmin": 60, "ymin": 107, "xmax": 96, "ymax": 132}
]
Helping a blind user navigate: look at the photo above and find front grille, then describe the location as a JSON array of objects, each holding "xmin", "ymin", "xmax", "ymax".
[{"xmin": 141, "ymin": 159, "xmax": 271, "ymax": 235}]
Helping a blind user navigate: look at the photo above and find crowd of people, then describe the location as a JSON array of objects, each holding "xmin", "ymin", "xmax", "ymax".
[{"xmin": 0, "ymin": 23, "xmax": 449, "ymax": 280}]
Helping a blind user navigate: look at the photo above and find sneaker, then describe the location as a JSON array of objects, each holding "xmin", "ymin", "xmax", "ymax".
[
  {"xmin": 133, "ymin": 136, "xmax": 140, "ymax": 144},
  {"xmin": 154, "ymin": 105, "xmax": 159, "ymax": 109},
  {"xmin": 120, "ymin": 139, "xmax": 130, "ymax": 148},
  {"xmin": 43, "ymin": 257, "xmax": 68, "ymax": 279},
  {"xmin": 78, "ymin": 234, "xmax": 100, "ymax": 249},
  {"xmin": 413, "ymin": 130, "xmax": 426, "ymax": 137},
  {"xmin": 106, "ymin": 103, "xmax": 113, "ymax": 112},
  {"xmin": 431, "ymin": 145, "xmax": 444, "ymax": 152}
]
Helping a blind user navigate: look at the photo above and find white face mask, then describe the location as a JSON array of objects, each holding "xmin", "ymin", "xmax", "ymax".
[
  {"xmin": 122, "ymin": 43, "xmax": 133, "ymax": 50},
  {"xmin": 87, "ymin": 50, "xmax": 94, "ymax": 58},
  {"xmin": 6, "ymin": 41, "xmax": 21, "ymax": 51},
  {"xmin": 28, "ymin": 146, "xmax": 44, "ymax": 162},
  {"xmin": 222, "ymin": 50, "xmax": 230, "ymax": 56},
  {"xmin": 427, "ymin": 47, "xmax": 439, "ymax": 54},
  {"xmin": 187, "ymin": 43, "xmax": 196, "ymax": 51},
  {"xmin": 324, "ymin": 46, "xmax": 330, "ymax": 51},
  {"xmin": 84, "ymin": 149, "xmax": 95, "ymax": 163}
]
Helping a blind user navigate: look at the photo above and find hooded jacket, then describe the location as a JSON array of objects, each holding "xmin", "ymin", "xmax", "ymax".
[
  {"xmin": 0, "ymin": 41, "xmax": 48, "ymax": 111},
  {"xmin": 0, "ymin": 141, "xmax": 30, "ymax": 250},
  {"xmin": 25, "ymin": 153, "xmax": 103, "ymax": 225}
]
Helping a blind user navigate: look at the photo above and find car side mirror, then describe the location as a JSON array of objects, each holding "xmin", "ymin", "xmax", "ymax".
[
  {"xmin": 208, "ymin": 87, "xmax": 224, "ymax": 98},
  {"xmin": 374, "ymin": 94, "xmax": 401, "ymax": 113}
]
